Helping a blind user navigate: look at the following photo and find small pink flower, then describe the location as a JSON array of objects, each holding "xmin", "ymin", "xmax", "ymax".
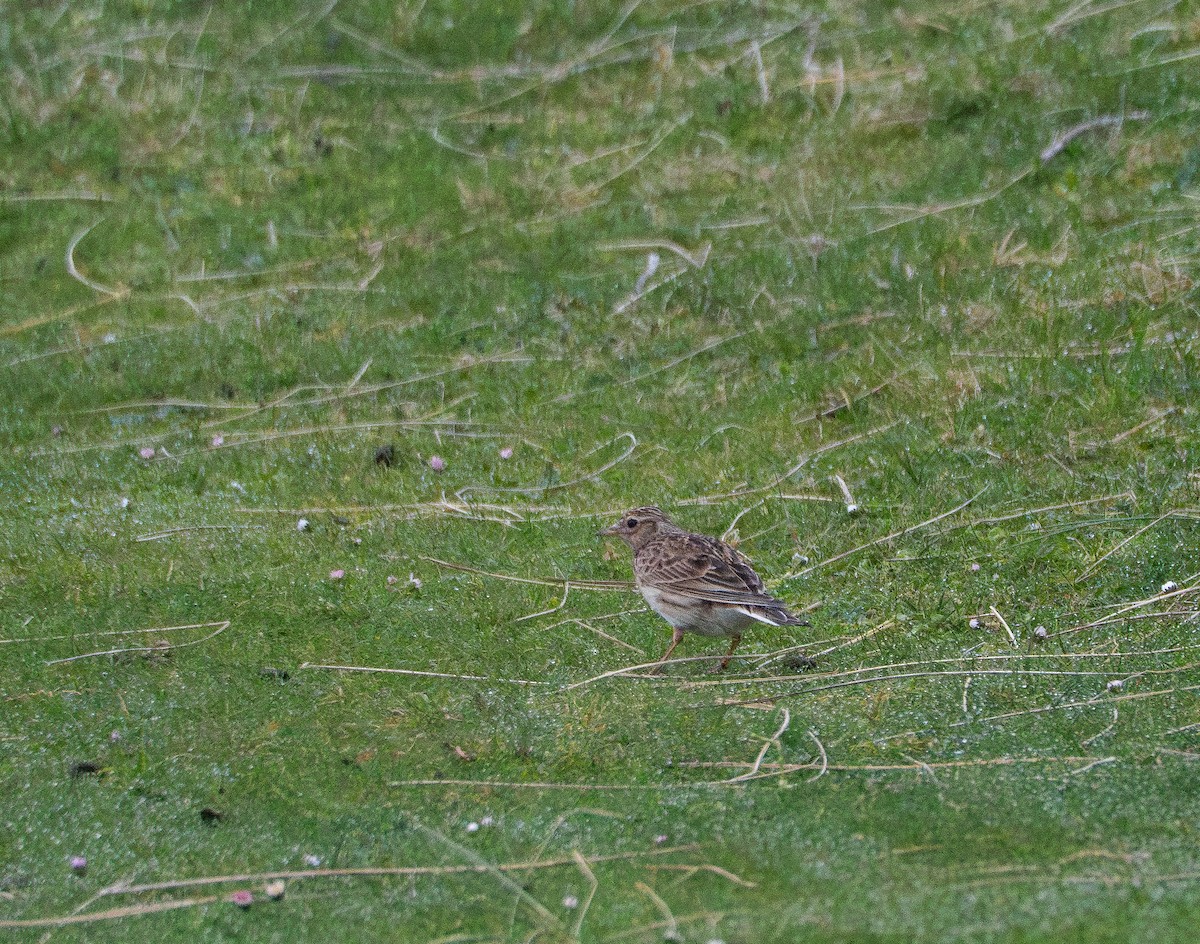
[
  {"xmin": 970, "ymin": 563, "xmax": 981, "ymax": 572},
  {"xmin": 138, "ymin": 447, "xmax": 155, "ymax": 460},
  {"xmin": 69, "ymin": 856, "xmax": 87, "ymax": 874},
  {"xmin": 229, "ymin": 889, "xmax": 253, "ymax": 908},
  {"xmin": 499, "ymin": 447, "xmax": 513, "ymax": 460},
  {"xmin": 329, "ymin": 569, "xmax": 345, "ymax": 580},
  {"xmin": 654, "ymin": 834, "xmax": 668, "ymax": 845},
  {"xmin": 386, "ymin": 575, "xmax": 398, "ymax": 585},
  {"xmin": 211, "ymin": 434, "xmax": 225, "ymax": 448},
  {"xmin": 428, "ymin": 455, "xmax": 445, "ymax": 472}
]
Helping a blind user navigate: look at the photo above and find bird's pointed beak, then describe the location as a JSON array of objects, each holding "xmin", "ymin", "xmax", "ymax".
[{"xmin": 597, "ymin": 521, "xmax": 622, "ymax": 538}]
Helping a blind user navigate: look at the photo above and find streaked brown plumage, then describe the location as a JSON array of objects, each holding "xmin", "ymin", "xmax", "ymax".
[{"xmin": 599, "ymin": 506, "xmax": 809, "ymax": 672}]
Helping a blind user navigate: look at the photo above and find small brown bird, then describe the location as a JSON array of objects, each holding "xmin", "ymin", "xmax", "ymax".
[{"xmin": 600, "ymin": 506, "xmax": 809, "ymax": 672}]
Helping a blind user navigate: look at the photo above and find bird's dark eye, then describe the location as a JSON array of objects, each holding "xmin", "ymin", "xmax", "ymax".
[{"xmin": 626, "ymin": 517, "xmax": 639, "ymax": 528}]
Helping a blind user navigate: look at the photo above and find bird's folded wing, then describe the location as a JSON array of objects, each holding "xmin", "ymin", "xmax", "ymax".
[{"xmin": 640, "ymin": 539, "xmax": 788, "ymax": 608}]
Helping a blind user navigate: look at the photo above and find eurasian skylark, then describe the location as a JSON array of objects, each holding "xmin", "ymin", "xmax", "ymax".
[{"xmin": 600, "ymin": 506, "xmax": 809, "ymax": 672}]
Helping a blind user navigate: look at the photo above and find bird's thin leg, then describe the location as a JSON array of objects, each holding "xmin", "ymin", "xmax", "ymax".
[
  {"xmin": 716, "ymin": 633, "xmax": 742, "ymax": 672},
  {"xmin": 650, "ymin": 628, "xmax": 685, "ymax": 675}
]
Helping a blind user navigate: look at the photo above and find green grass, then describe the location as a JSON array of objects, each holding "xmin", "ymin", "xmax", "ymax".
[{"xmin": 2, "ymin": 0, "xmax": 1200, "ymax": 940}]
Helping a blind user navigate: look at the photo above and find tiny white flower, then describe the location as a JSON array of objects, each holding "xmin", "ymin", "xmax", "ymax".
[
  {"xmin": 970, "ymin": 563, "xmax": 981, "ymax": 572},
  {"xmin": 480, "ymin": 815, "xmax": 493, "ymax": 826},
  {"xmin": 408, "ymin": 573, "xmax": 422, "ymax": 589},
  {"xmin": 845, "ymin": 503, "xmax": 860, "ymax": 514},
  {"xmin": 1034, "ymin": 626, "xmax": 1048, "ymax": 640},
  {"xmin": 1106, "ymin": 679, "xmax": 1124, "ymax": 692},
  {"xmin": 1161, "ymin": 581, "xmax": 1179, "ymax": 594},
  {"xmin": 297, "ymin": 518, "xmax": 310, "ymax": 532},
  {"xmin": 302, "ymin": 854, "xmax": 321, "ymax": 867},
  {"xmin": 465, "ymin": 822, "xmax": 480, "ymax": 833},
  {"xmin": 562, "ymin": 895, "xmax": 579, "ymax": 909},
  {"xmin": 969, "ymin": 618, "xmax": 980, "ymax": 629}
]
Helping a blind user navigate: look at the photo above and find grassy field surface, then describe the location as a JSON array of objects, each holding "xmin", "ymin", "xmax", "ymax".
[{"xmin": 2, "ymin": 0, "xmax": 1200, "ymax": 940}]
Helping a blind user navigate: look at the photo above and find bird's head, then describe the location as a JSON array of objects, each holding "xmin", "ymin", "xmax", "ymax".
[{"xmin": 598, "ymin": 506, "xmax": 676, "ymax": 550}]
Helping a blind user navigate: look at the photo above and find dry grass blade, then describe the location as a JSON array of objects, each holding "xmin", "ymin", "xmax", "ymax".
[
  {"xmin": 561, "ymin": 617, "xmax": 646, "ymax": 654},
  {"xmin": 1, "ymin": 191, "xmax": 115, "ymax": 203},
  {"xmin": 45, "ymin": 621, "xmax": 231, "ymax": 665},
  {"xmin": 690, "ymin": 755, "xmax": 1107, "ymax": 783},
  {"xmin": 1076, "ymin": 512, "xmax": 1173, "ymax": 581},
  {"xmin": 681, "ymin": 422, "xmax": 901, "ymax": 506},
  {"xmin": 422, "ymin": 556, "xmax": 633, "ymax": 591},
  {"xmin": 794, "ymin": 375, "xmax": 899, "ymax": 425},
  {"xmin": 806, "ymin": 729, "xmax": 829, "ymax": 782},
  {"xmin": 0, "ymin": 896, "xmax": 224, "ymax": 929},
  {"xmin": 989, "ymin": 606, "xmax": 1018, "ymax": 647},
  {"xmin": 456, "ymin": 432, "xmax": 637, "ymax": 497},
  {"xmin": 709, "ymin": 664, "xmax": 1200, "ymax": 710},
  {"xmin": 514, "ymin": 581, "xmax": 571, "ymax": 622},
  {"xmin": 644, "ymin": 863, "xmax": 757, "ymax": 887},
  {"xmin": 406, "ymin": 817, "xmax": 563, "ymax": 932},
  {"xmin": 391, "ymin": 778, "xmax": 719, "ymax": 790},
  {"xmin": 949, "ymin": 682, "xmax": 1200, "ymax": 728},
  {"xmin": 634, "ymin": 882, "xmax": 678, "ymax": 941},
  {"xmin": 562, "ymin": 652, "xmax": 745, "ymax": 691},
  {"xmin": 97, "ymin": 848, "xmax": 696, "ymax": 899},
  {"xmin": 75, "ymin": 398, "xmax": 256, "ymax": 415},
  {"xmin": 681, "ymin": 644, "xmax": 1200, "ymax": 691},
  {"xmin": 1040, "ymin": 111, "xmax": 1149, "ymax": 164},
  {"xmin": 1046, "ymin": 0, "xmax": 1155, "ymax": 34},
  {"xmin": 725, "ymin": 708, "xmax": 790, "ymax": 783},
  {"xmin": 936, "ymin": 492, "xmax": 1136, "ymax": 534},
  {"xmin": 299, "ymin": 662, "xmax": 549, "ymax": 686},
  {"xmin": 597, "ymin": 238, "xmax": 711, "ymax": 269},
  {"xmin": 785, "ymin": 488, "xmax": 985, "ymax": 578},
  {"xmin": 135, "ymin": 525, "xmax": 262, "ymax": 542},
  {"xmin": 1057, "ymin": 580, "xmax": 1200, "ymax": 636},
  {"xmin": 570, "ymin": 851, "xmax": 599, "ymax": 939},
  {"xmin": 65, "ymin": 223, "xmax": 126, "ymax": 299},
  {"xmin": 864, "ymin": 168, "xmax": 1034, "ymax": 235}
]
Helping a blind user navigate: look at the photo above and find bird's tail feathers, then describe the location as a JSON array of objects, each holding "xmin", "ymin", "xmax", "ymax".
[{"xmin": 738, "ymin": 606, "xmax": 811, "ymax": 627}]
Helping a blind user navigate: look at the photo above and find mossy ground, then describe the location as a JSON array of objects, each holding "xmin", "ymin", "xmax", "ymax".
[{"xmin": 2, "ymin": 1, "xmax": 1200, "ymax": 940}]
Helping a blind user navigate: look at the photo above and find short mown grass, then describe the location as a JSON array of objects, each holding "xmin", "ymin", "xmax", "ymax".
[{"xmin": 2, "ymin": 1, "xmax": 1200, "ymax": 940}]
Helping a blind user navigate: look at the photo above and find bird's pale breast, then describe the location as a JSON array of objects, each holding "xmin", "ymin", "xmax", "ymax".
[{"xmin": 638, "ymin": 584, "xmax": 754, "ymax": 637}]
